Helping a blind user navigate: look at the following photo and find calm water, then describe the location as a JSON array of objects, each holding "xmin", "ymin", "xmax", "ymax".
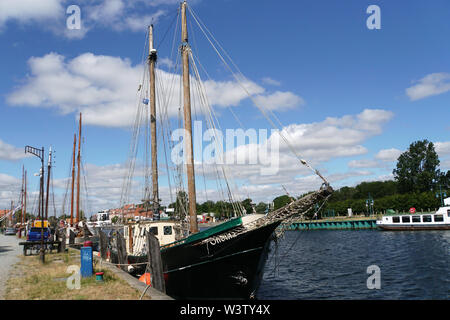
[{"xmin": 257, "ymin": 230, "xmax": 450, "ymax": 299}]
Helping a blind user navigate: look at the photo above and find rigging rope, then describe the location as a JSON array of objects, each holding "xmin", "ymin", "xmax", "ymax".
[{"xmin": 186, "ymin": 4, "xmax": 329, "ymax": 186}]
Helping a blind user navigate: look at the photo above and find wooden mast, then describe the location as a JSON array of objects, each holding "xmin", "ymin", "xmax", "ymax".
[
  {"xmin": 70, "ymin": 134, "xmax": 76, "ymax": 226},
  {"xmin": 21, "ymin": 165, "xmax": 24, "ymax": 224},
  {"xmin": 76, "ymin": 113, "xmax": 82, "ymax": 224},
  {"xmin": 23, "ymin": 169, "xmax": 27, "ymax": 224},
  {"xmin": 45, "ymin": 147, "xmax": 52, "ymax": 220},
  {"xmin": 148, "ymin": 25, "xmax": 160, "ymax": 220},
  {"xmin": 181, "ymin": 1, "xmax": 198, "ymax": 234}
]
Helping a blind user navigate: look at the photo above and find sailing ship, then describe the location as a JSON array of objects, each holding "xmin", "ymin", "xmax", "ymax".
[{"xmin": 112, "ymin": 1, "xmax": 333, "ymax": 299}]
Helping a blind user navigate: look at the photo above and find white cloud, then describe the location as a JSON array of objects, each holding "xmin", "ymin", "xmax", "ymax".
[
  {"xmin": 435, "ymin": 141, "xmax": 450, "ymax": 156},
  {"xmin": 0, "ymin": 0, "xmax": 184, "ymax": 38},
  {"xmin": 253, "ymin": 91, "xmax": 305, "ymax": 111},
  {"xmin": 7, "ymin": 52, "xmax": 143, "ymax": 127},
  {"xmin": 158, "ymin": 57, "xmax": 175, "ymax": 69},
  {"xmin": 376, "ymin": 173, "xmax": 395, "ymax": 181},
  {"xmin": 375, "ymin": 148, "xmax": 402, "ymax": 162},
  {"xmin": 261, "ymin": 77, "xmax": 281, "ymax": 86},
  {"xmin": 0, "ymin": 0, "xmax": 64, "ymax": 27},
  {"xmin": 0, "ymin": 139, "xmax": 30, "ymax": 161},
  {"xmin": 43, "ymin": 108, "xmax": 393, "ymax": 210},
  {"xmin": 203, "ymin": 78, "xmax": 265, "ymax": 108},
  {"xmin": 7, "ymin": 52, "xmax": 304, "ymax": 127},
  {"xmin": 189, "ymin": 108, "xmax": 392, "ymax": 199},
  {"xmin": 277, "ymin": 109, "xmax": 393, "ymax": 161},
  {"xmin": 86, "ymin": 0, "xmax": 166, "ymax": 32},
  {"xmin": 406, "ymin": 73, "xmax": 450, "ymax": 101},
  {"xmin": 435, "ymin": 141, "xmax": 450, "ymax": 171},
  {"xmin": 348, "ymin": 159, "xmax": 381, "ymax": 169},
  {"xmin": 0, "ymin": 173, "xmax": 21, "ymax": 208}
]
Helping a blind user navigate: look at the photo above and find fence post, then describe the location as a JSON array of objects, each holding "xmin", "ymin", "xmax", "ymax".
[
  {"xmin": 146, "ymin": 232, "xmax": 166, "ymax": 293},
  {"xmin": 98, "ymin": 230, "xmax": 108, "ymax": 260},
  {"xmin": 59, "ymin": 229, "xmax": 66, "ymax": 253},
  {"xmin": 69, "ymin": 229, "xmax": 75, "ymax": 245},
  {"xmin": 116, "ymin": 231, "xmax": 128, "ymax": 272}
]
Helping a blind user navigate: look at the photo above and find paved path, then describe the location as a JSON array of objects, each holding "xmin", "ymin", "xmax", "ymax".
[{"xmin": 0, "ymin": 234, "xmax": 22, "ymax": 299}]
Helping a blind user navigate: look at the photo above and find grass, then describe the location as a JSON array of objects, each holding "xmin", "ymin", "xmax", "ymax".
[{"xmin": 5, "ymin": 249, "xmax": 150, "ymax": 300}]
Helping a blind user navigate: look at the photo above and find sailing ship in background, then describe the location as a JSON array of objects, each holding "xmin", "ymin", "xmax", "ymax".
[
  {"xmin": 59, "ymin": 113, "xmax": 100, "ymax": 243},
  {"xmin": 113, "ymin": 1, "xmax": 333, "ymax": 299}
]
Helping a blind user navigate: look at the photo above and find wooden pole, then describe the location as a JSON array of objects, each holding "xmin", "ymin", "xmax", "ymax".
[
  {"xmin": 70, "ymin": 134, "xmax": 76, "ymax": 226},
  {"xmin": 76, "ymin": 113, "xmax": 82, "ymax": 224},
  {"xmin": 148, "ymin": 25, "xmax": 160, "ymax": 220},
  {"xmin": 24, "ymin": 169, "xmax": 27, "ymax": 224},
  {"xmin": 181, "ymin": 1, "xmax": 198, "ymax": 234},
  {"xmin": 45, "ymin": 147, "xmax": 52, "ymax": 220},
  {"xmin": 98, "ymin": 229, "xmax": 108, "ymax": 259},
  {"xmin": 146, "ymin": 232, "xmax": 166, "ymax": 293},
  {"xmin": 21, "ymin": 166, "xmax": 24, "ymax": 225},
  {"xmin": 39, "ymin": 147, "xmax": 45, "ymax": 263},
  {"xmin": 116, "ymin": 231, "xmax": 127, "ymax": 272}
]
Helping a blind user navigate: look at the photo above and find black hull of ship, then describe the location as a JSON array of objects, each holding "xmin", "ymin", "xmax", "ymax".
[{"xmin": 126, "ymin": 220, "xmax": 281, "ymax": 299}]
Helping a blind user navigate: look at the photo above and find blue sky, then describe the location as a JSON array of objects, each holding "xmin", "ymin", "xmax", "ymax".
[{"xmin": 0, "ymin": 0, "xmax": 449, "ymax": 215}]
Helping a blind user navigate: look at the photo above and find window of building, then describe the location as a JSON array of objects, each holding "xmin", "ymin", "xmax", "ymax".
[
  {"xmin": 401, "ymin": 216, "xmax": 411, "ymax": 223},
  {"xmin": 434, "ymin": 215, "xmax": 444, "ymax": 222},
  {"xmin": 392, "ymin": 216, "xmax": 400, "ymax": 223},
  {"xmin": 412, "ymin": 216, "xmax": 421, "ymax": 223},
  {"xmin": 422, "ymin": 215, "xmax": 432, "ymax": 223},
  {"xmin": 164, "ymin": 226, "xmax": 172, "ymax": 235}
]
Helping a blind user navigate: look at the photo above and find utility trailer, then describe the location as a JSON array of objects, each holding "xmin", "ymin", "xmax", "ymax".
[{"xmin": 19, "ymin": 240, "xmax": 62, "ymax": 256}]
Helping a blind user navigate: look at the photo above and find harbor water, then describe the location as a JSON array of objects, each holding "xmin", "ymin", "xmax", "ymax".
[{"xmin": 257, "ymin": 230, "xmax": 450, "ymax": 299}]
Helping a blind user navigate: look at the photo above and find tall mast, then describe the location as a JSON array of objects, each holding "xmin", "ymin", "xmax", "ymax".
[
  {"xmin": 23, "ymin": 169, "xmax": 27, "ymax": 224},
  {"xmin": 76, "ymin": 113, "xmax": 82, "ymax": 224},
  {"xmin": 70, "ymin": 134, "xmax": 76, "ymax": 226},
  {"xmin": 45, "ymin": 147, "xmax": 52, "ymax": 220},
  {"xmin": 21, "ymin": 165, "xmax": 24, "ymax": 224},
  {"xmin": 181, "ymin": 1, "xmax": 198, "ymax": 234},
  {"xmin": 148, "ymin": 25, "xmax": 160, "ymax": 220}
]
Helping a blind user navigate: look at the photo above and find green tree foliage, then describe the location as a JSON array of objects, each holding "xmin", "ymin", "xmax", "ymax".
[
  {"xmin": 273, "ymin": 195, "xmax": 293, "ymax": 210},
  {"xmin": 168, "ymin": 191, "xmax": 189, "ymax": 219},
  {"xmin": 255, "ymin": 202, "xmax": 268, "ymax": 214},
  {"xmin": 240, "ymin": 198, "xmax": 254, "ymax": 214},
  {"xmin": 393, "ymin": 140, "xmax": 441, "ymax": 193}
]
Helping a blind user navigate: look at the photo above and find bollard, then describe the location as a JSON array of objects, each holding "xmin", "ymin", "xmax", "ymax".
[
  {"xmin": 84, "ymin": 241, "xmax": 93, "ymax": 248},
  {"xmin": 95, "ymin": 272, "xmax": 104, "ymax": 282}
]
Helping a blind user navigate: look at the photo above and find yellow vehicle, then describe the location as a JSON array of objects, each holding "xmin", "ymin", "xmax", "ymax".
[{"xmin": 33, "ymin": 220, "xmax": 49, "ymax": 228}]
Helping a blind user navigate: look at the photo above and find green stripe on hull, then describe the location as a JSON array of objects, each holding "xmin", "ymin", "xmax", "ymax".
[{"xmin": 161, "ymin": 216, "xmax": 243, "ymax": 251}]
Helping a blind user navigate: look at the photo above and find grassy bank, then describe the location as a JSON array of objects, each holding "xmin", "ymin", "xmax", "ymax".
[{"xmin": 5, "ymin": 249, "xmax": 149, "ymax": 300}]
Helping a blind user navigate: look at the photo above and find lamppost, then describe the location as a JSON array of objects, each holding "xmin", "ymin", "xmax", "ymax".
[
  {"xmin": 435, "ymin": 184, "xmax": 447, "ymax": 207},
  {"xmin": 366, "ymin": 193, "xmax": 374, "ymax": 217},
  {"xmin": 25, "ymin": 146, "xmax": 45, "ymax": 264}
]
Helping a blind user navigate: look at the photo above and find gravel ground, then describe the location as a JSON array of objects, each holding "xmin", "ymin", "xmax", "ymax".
[{"xmin": 0, "ymin": 233, "xmax": 22, "ymax": 299}]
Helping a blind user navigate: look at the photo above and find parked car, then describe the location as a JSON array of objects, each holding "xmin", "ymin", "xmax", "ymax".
[{"xmin": 5, "ymin": 227, "xmax": 16, "ymax": 235}]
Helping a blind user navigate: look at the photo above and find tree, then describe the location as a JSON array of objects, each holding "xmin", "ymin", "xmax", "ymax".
[
  {"xmin": 393, "ymin": 140, "xmax": 441, "ymax": 193},
  {"xmin": 255, "ymin": 202, "xmax": 268, "ymax": 214},
  {"xmin": 240, "ymin": 198, "xmax": 253, "ymax": 215},
  {"xmin": 273, "ymin": 195, "xmax": 293, "ymax": 210},
  {"xmin": 172, "ymin": 191, "xmax": 188, "ymax": 219}
]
